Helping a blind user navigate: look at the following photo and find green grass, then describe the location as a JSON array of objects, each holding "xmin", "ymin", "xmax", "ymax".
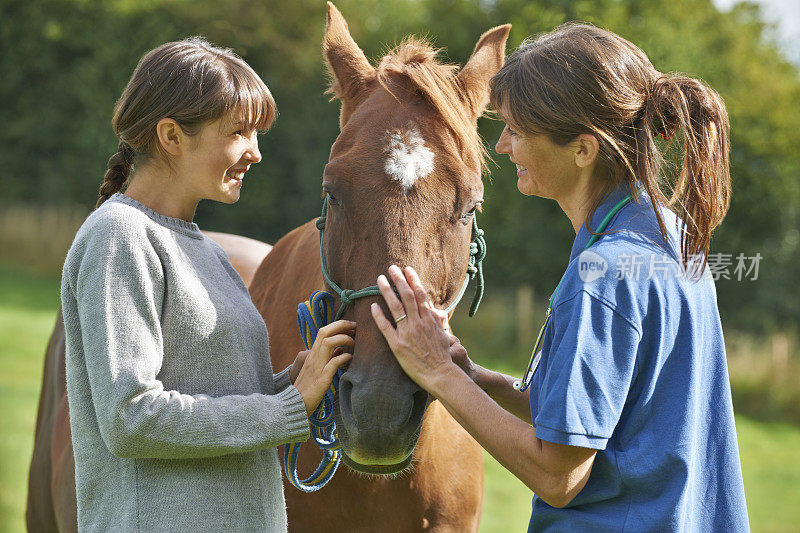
[
  {"xmin": 2, "ymin": 263, "xmax": 800, "ymax": 532},
  {"xmin": 479, "ymin": 415, "xmax": 800, "ymax": 532},
  {"xmin": 481, "ymin": 450, "xmax": 532, "ymax": 532},
  {"xmin": 0, "ymin": 264, "xmax": 61, "ymax": 533},
  {"xmin": 736, "ymin": 417, "xmax": 800, "ymax": 531}
]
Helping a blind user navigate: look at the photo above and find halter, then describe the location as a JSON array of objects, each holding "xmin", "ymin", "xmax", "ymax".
[
  {"xmin": 284, "ymin": 195, "xmax": 487, "ymax": 492},
  {"xmin": 316, "ymin": 196, "xmax": 486, "ymax": 320}
]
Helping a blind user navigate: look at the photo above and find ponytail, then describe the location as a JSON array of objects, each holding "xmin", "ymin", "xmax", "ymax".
[
  {"xmin": 96, "ymin": 141, "xmax": 135, "ymax": 209},
  {"xmin": 640, "ymin": 75, "xmax": 731, "ymax": 275},
  {"xmin": 490, "ymin": 23, "xmax": 732, "ymax": 278}
]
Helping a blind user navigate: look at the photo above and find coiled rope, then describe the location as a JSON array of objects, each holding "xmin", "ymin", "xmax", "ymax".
[{"xmin": 284, "ymin": 291, "xmax": 342, "ymax": 492}]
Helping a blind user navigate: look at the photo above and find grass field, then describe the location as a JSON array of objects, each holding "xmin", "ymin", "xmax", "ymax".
[{"xmin": 1, "ymin": 264, "xmax": 799, "ymax": 532}]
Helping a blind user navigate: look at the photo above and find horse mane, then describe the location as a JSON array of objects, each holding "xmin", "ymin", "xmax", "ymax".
[{"xmin": 375, "ymin": 38, "xmax": 489, "ymax": 174}]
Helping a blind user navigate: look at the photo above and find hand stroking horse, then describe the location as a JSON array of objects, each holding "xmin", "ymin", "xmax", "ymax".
[{"xmin": 26, "ymin": 3, "xmax": 510, "ymax": 531}]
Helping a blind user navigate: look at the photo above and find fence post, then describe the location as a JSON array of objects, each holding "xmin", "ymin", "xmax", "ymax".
[{"xmin": 771, "ymin": 333, "xmax": 789, "ymax": 374}]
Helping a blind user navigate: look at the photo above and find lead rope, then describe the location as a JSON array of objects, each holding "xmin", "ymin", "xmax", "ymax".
[
  {"xmin": 284, "ymin": 291, "xmax": 342, "ymax": 492},
  {"xmin": 464, "ymin": 217, "xmax": 486, "ymax": 317},
  {"xmin": 284, "ymin": 197, "xmax": 487, "ymax": 491}
]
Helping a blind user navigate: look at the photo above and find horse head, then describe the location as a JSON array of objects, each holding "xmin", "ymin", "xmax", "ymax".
[{"xmin": 322, "ymin": 2, "xmax": 509, "ymax": 474}]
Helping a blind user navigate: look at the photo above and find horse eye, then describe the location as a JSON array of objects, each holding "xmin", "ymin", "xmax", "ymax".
[
  {"xmin": 327, "ymin": 194, "xmax": 340, "ymax": 207},
  {"xmin": 459, "ymin": 205, "xmax": 478, "ymax": 223}
]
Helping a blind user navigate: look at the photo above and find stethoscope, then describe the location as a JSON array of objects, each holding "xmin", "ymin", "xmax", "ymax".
[{"xmin": 512, "ymin": 188, "xmax": 643, "ymax": 392}]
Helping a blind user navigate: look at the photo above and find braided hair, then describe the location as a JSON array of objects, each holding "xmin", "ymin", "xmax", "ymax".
[{"xmin": 96, "ymin": 141, "xmax": 136, "ymax": 208}]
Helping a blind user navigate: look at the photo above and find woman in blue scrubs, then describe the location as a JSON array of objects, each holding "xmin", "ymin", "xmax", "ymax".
[{"xmin": 371, "ymin": 23, "xmax": 749, "ymax": 531}]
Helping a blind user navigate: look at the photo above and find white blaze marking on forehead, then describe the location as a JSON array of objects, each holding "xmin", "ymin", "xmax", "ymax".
[{"xmin": 384, "ymin": 128, "xmax": 435, "ymax": 190}]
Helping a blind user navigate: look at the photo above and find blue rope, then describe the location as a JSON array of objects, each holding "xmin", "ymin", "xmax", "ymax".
[{"xmin": 283, "ymin": 291, "xmax": 342, "ymax": 492}]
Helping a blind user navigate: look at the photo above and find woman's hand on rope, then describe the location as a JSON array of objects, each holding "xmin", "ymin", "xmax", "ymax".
[
  {"xmin": 289, "ymin": 350, "xmax": 308, "ymax": 384},
  {"xmin": 371, "ymin": 265, "xmax": 462, "ymax": 396},
  {"xmin": 293, "ymin": 320, "xmax": 355, "ymax": 415}
]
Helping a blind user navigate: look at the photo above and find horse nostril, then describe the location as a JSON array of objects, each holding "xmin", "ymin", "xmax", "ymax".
[
  {"xmin": 338, "ymin": 374, "xmax": 356, "ymax": 431},
  {"xmin": 408, "ymin": 388, "xmax": 428, "ymax": 426}
]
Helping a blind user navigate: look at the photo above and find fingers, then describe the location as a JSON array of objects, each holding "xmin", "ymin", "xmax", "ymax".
[
  {"xmin": 314, "ymin": 333, "xmax": 355, "ymax": 357},
  {"xmin": 450, "ymin": 342, "xmax": 468, "ymax": 360},
  {"xmin": 378, "ymin": 265, "xmax": 436, "ymax": 326},
  {"xmin": 402, "ymin": 266, "xmax": 431, "ymax": 312},
  {"xmin": 295, "ymin": 326, "xmax": 355, "ymax": 414},
  {"xmin": 370, "ymin": 301, "xmax": 398, "ymax": 346},
  {"xmin": 430, "ymin": 307, "xmax": 452, "ymax": 333},
  {"xmin": 402, "ymin": 266, "xmax": 447, "ymax": 331},
  {"xmin": 387, "ymin": 264, "xmax": 420, "ymax": 321},
  {"xmin": 377, "ymin": 274, "xmax": 406, "ymax": 323},
  {"xmin": 316, "ymin": 319, "xmax": 356, "ymax": 340},
  {"xmin": 309, "ymin": 320, "xmax": 355, "ymax": 368},
  {"xmin": 323, "ymin": 352, "xmax": 353, "ymax": 380}
]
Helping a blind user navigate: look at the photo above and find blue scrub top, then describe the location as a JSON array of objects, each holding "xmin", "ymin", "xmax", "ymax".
[{"xmin": 527, "ymin": 184, "xmax": 749, "ymax": 532}]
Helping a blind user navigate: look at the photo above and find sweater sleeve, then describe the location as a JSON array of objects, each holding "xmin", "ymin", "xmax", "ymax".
[
  {"xmin": 64, "ymin": 222, "xmax": 309, "ymax": 460},
  {"xmin": 272, "ymin": 367, "xmax": 293, "ymax": 393}
]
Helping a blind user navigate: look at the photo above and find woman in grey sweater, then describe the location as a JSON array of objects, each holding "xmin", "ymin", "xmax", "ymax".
[{"xmin": 60, "ymin": 37, "xmax": 354, "ymax": 532}]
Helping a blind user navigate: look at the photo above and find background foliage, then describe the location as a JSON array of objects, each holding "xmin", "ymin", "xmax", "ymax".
[
  {"xmin": 2, "ymin": 1, "xmax": 800, "ymax": 530},
  {"xmin": 2, "ymin": 0, "xmax": 799, "ymax": 332}
]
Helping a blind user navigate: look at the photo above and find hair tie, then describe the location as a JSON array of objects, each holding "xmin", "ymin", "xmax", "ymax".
[
  {"xmin": 649, "ymin": 77, "xmax": 679, "ymax": 141},
  {"xmin": 119, "ymin": 141, "xmax": 136, "ymax": 163}
]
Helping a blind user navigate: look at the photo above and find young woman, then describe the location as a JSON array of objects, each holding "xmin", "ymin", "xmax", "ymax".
[
  {"xmin": 371, "ymin": 23, "xmax": 749, "ymax": 531},
  {"xmin": 61, "ymin": 37, "xmax": 353, "ymax": 531}
]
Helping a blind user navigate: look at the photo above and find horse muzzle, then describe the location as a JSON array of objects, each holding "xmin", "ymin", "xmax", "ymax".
[{"xmin": 334, "ymin": 363, "xmax": 428, "ymax": 474}]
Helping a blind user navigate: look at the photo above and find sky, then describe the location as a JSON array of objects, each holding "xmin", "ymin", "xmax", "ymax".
[{"xmin": 713, "ymin": 0, "xmax": 800, "ymax": 66}]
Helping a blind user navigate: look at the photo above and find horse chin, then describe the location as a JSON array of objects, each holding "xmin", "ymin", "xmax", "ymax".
[
  {"xmin": 341, "ymin": 452, "xmax": 414, "ymax": 476},
  {"xmin": 335, "ymin": 410, "xmax": 425, "ymax": 475},
  {"xmin": 336, "ymin": 422, "xmax": 423, "ymax": 475},
  {"xmin": 334, "ymin": 376, "xmax": 428, "ymax": 475}
]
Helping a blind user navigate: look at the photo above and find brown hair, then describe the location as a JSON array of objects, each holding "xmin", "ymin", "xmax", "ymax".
[
  {"xmin": 96, "ymin": 36, "xmax": 277, "ymax": 208},
  {"xmin": 490, "ymin": 22, "xmax": 730, "ymax": 274}
]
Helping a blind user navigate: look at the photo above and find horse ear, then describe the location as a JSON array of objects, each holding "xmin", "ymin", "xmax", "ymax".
[
  {"xmin": 457, "ymin": 24, "xmax": 512, "ymax": 120},
  {"xmin": 324, "ymin": 2, "xmax": 376, "ymax": 128}
]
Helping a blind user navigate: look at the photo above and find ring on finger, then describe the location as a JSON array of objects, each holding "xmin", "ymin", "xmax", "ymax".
[{"xmin": 395, "ymin": 314, "xmax": 407, "ymax": 324}]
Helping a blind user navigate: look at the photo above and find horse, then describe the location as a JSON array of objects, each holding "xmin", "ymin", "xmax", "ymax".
[
  {"xmin": 26, "ymin": 3, "xmax": 510, "ymax": 531},
  {"xmin": 246, "ymin": 4, "xmax": 510, "ymax": 531}
]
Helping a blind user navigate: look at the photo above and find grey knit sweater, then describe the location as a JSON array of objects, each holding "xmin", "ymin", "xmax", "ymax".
[{"xmin": 61, "ymin": 193, "xmax": 310, "ymax": 532}]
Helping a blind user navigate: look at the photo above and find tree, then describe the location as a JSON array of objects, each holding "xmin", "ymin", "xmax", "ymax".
[{"xmin": 1, "ymin": 0, "xmax": 797, "ymax": 331}]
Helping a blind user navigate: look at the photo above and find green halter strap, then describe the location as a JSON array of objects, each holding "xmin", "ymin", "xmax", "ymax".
[{"xmin": 315, "ymin": 196, "xmax": 486, "ymax": 320}]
